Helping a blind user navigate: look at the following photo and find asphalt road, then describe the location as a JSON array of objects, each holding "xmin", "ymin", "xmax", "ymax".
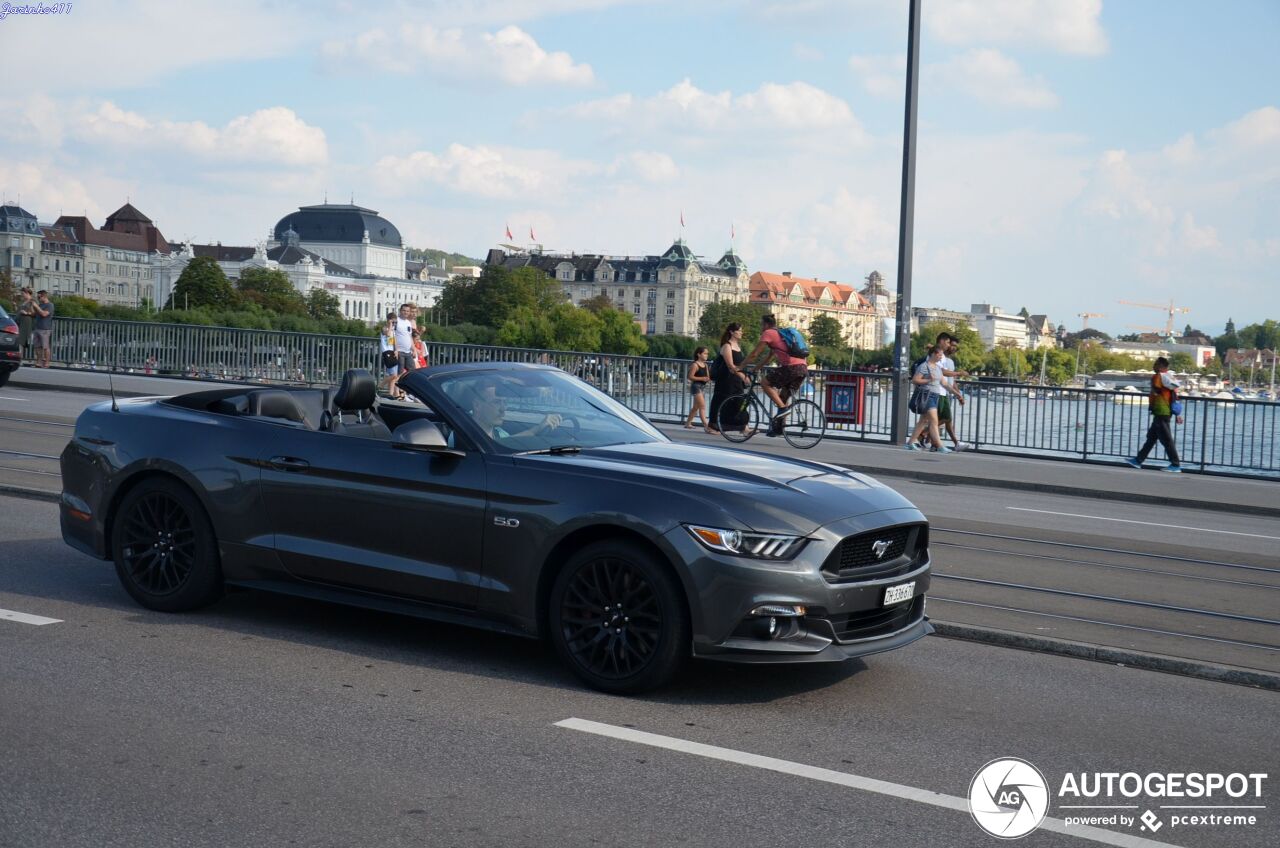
[
  {"xmin": 2, "ymin": 496, "xmax": 1277, "ymax": 848},
  {"xmin": 3, "ymin": 382, "xmax": 1277, "ymax": 678}
]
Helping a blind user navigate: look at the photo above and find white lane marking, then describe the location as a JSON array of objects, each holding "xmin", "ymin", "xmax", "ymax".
[
  {"xmin": 0, "ymin": 608, "xmax": 62, "ymax": 626},
  {"xmin": 556, "ymin": 718, "xmax": 1181, "ymax": 848},
  {"xmin": 1007, "ymin": 507, "xmax": 1280, "ymax": 541},
  {"xmin": 0, "ymin": 395, "xmax": 28, "ymax": 401}
]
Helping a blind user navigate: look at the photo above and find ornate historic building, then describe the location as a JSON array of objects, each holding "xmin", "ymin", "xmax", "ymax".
[
  {"xmin": 486, "ymin": 239, "xmax": 750, "ymax": 336},
  {"xmin": 54, "ymin": 203, "xmax": 168, "ymax": 307},
  {"xmin": 749, "ymin": 271, "xmax": 880, "ymax": 350}
]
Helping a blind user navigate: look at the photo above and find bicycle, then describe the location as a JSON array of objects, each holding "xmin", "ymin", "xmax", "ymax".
[{"xmin": 716, "ymin": 368, "xmax": 826, "ymax": 449}]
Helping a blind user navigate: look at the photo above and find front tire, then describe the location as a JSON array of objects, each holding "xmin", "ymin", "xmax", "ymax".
[
  {"xmin": 111, "ymin": 478, "xmax": 223, "ymax": 612},
  {"xmin": 549, "ymin": 540, "xmax": 689, "ymax": 694},
  {"xmin": 717, "ymin": 391, "xmax": 762, "ymax": 443}
]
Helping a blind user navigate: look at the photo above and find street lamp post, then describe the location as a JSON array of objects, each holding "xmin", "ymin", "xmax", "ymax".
[{"xmin": 890, "ymin": 0, "xmax": 923, "ymax": 446}]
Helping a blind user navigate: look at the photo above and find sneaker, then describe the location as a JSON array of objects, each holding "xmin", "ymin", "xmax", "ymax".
[
  {"xmin": 1123, "ymin": 458, "xmax": 1142, "ymax": 469},
  {"xmin": 935, "ymin": 446, "xmax": 954, "ymax": 454},
  {"xmin": 903, "ymin": 442, "xmax": 920, "ymax": 451},
  {"xmin": 1163, "ymin": 464, "xmax": 1183, "ymax": 473}
]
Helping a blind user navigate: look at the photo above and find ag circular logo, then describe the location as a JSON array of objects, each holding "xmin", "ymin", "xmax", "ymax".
[{"xmin": 968, "ymin": 758, "xmax": 1050, "ymax": 839}]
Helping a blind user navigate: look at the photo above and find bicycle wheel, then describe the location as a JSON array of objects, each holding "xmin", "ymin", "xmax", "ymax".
[
  {"xmin": 717, "ymin": 392, "xmax": 763, "ymax": 443},
  {"xmin": 781, "ymin": 398, "xmax": 826, "ymax": 449}
]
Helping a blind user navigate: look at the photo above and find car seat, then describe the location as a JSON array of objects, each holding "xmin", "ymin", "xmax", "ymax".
[{"xmin": 325, "ymin": 369, "xmax": 392, "ymax": 439}]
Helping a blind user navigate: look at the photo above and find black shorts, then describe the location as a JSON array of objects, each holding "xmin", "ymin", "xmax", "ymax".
[{"xmin": 765, "ymin": 364, "xmax": 807, "ymax": 399}]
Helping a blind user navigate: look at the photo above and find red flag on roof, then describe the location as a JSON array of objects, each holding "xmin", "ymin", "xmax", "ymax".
[
  {"xmin": 530, "ymin": 225, "xmax": 537, "ymax": 241},
  {"xmin": 505, "ymin": 223, "xmax": 512, "ymax": 240},
  {"xmin": 731, "ymin": 223, "xmax": 735, "ymax": 240},
  {"xmin": 680, "ymin": 210, "xmax": 684, "ymax": 227}
]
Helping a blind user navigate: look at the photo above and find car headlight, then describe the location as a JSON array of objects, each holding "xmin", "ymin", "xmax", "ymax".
[{"xmin": 685, "ymin": 525, "xmax": 806, "ymax": 560}]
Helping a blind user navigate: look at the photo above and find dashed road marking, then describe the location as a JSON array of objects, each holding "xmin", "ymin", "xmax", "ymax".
[
  {"xmin": 1007, "ymin": 507, "xmax": 1280, "ymax": 541},
  {"xmin": 555, "ymin": 718, "xmax": 1181, "ymax": 848},
  {"xmin": 0, "ymin": 608, "xmax": 63, "ymax": 626}
]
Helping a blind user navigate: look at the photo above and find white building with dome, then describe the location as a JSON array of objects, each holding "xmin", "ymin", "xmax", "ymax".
[{"xmin": 153, "ymin": 202, "xmax": 442, "ymax": 321}]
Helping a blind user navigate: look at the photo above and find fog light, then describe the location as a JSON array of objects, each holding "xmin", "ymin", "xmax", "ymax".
[
  {"xmin": 754, "ymin": 616, "xmax": 781, "ymax": 640},
  {"xmin": 750, "ymin": 603, "xmax": 807, "ymax": 617}
]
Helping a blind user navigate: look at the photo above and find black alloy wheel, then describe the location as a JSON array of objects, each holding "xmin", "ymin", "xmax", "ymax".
[
  {"xmin": 112, "ymin": 478, "xmax": 223, "ymax": 612},
  {"xmin": 550, "ymin": 540, "xmax": 688, "ymax": 694}
]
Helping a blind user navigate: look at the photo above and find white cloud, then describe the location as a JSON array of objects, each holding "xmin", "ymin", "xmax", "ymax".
[
  {"xmin": 0, "ymin": 162, "xmax": 103, "ymax": 221},
  {"xmin": 322, "ymin": 23, "xmax": 594, "ymax": 86},
  {"xmin": 930, "ymin": 49, "xmax": 1059, "ymax": 109},
  {"xmin": 1210, "ymin": 106, "xmax": 1280, "ymax": 150},
  {"xmin": 793, "ymin": 43, "xmax": 825, "ymax": 62},
  {"xmin": 373, "ymin": 144, "xmax": 600, "ymax": 198},
  {"xmin": 849, "ymin": 54, "xmax": 905, "ymax": 98},
  {"xmin": 75, "ymin": 103, "xmax": 328, "ymax": 167},
  {"xmin": 614, "ymin": 151, "xmax": 680, "ymax": 183},
  {"xmin": 927, "ymin": 0, "xmax": 1108, "ymax": 56},
  {"xmin": 561, "ymin": 78, "xmax": 863, "ymax": 141}
]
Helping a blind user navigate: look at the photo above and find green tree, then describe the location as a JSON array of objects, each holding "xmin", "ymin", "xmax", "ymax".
[
  {"xmin": 548, "ymin": 303, "xmax": 602, "ymax": 352},
  {"xmin": 644, "ymin": 334, "xmax": 700, "ymax": 360},
  {"xmin": 698, "ymin": 300, "xmax": 766, "ymax": 346},
  {"xmin": 305, "ymin": 289, "xmax": 342, "ymax": 320},
  {"xmin": 578, "ymin": 294, "xmax": 616, "ymax": 315},
  {"xmin": 808, "ymin": 314, "xmax": 844, "ymax": 348},
  {"xmin": 168, "ymin": 256, "xmax": 235, "ymax": 310},
  {"xmin": 1238, "ymin": 319, "xmax": 1279, "ymax": 352},
  {"xmin": 1168, "ymin": 352, "xmax": 1196, "ymax": 372},
  {"xmin": 0, "ymin": 268, "xmax": 15, "ymax": 310},
  {"xmin": 1018, "ymin": 306, "xmax": 1030, "ymax": 318},
  {"xmin": 597, "ymin": 308, "xmax": 647, "ymax": 355},
  {"xmin": 1061, "ymin": 327, "xmax": 1111, "ymax": 349},
  {"xmin": 437, "ymin": 265, "xmax": 565, "ymax": 328},
  {"xmin": 50, "ymin": 294, "xmax": 101, "ymax": 318},
  {"xmin": 237, "ymin": 267, "xmax": 306, "ymax": 316},
  {"xmin": 910, "ymin": 320, "xmax": 984, "ymax": 371}
]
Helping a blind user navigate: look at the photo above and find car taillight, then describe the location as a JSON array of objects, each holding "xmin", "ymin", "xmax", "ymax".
[{"xmin": 1, "ymin": 324, "xmax": 18, "ymax": 335}]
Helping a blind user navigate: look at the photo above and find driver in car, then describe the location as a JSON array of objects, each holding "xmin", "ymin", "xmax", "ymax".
[{"xmin": 472, "ymin": 383, "xmax": 562, "ymax": 441}]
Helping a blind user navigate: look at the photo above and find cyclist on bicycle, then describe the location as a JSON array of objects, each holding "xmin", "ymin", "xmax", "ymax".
[{"xmin": 741, "ymin": 313, "xmax": 808, "ymax": 437}]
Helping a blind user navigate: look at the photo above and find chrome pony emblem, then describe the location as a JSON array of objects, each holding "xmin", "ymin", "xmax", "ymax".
[{"xmin": 871, "ymin": 539, "xmax": 892, "ymax": 559}]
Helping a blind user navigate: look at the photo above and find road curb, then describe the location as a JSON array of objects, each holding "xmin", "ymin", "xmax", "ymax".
[
  {"xmin": 931, "ymin": 620, "xmax": 1280, "ymax": 692},
  {"xmin": 0, "ymin": 483, "xmax": 60, "ymax": 504},
  {"xmin": 830, "ymin": 463, "xmax": 1280, "ymax": 520},
  {"xmin": 8, "ymin": 378, "xmax": 154, "ymax": 398}
]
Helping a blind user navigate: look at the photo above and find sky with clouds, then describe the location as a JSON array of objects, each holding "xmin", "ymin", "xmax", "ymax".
[{"xmin": 1, "ymin": 0, "xmax": 1276, "ymax": 336}]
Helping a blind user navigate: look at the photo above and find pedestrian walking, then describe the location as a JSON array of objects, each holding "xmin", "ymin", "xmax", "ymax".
[
  {"xmin": 906, "ymin": 346, "xmax": 963, "ymax": 452},
  {"xmin": 31, "ymin": 290, "xmax": 54, "ymax": 368},
  {"xmin": 1125, "ymin": 356, "xmax": 1184, "ymax": 472},
  {"xmin": 938, "ymin": 334, "xmax": 969, "ymax": 449},
  {"xmin": 16, "ymin": 288, "xmax": 35, "ymax": 361},
  {"xmin": 412, "ymin": 329, "xmax": 429, "ymax": 370},
  {"xmin": 707, "ymin": 323, "xmax": 747, "ymax": 435},
  {"xmin": 683, "ymin": 346, "xmax": 711, "ymax": 429}
]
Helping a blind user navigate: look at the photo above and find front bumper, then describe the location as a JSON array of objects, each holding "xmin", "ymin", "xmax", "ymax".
[{"xmin": 664, "ymin": 507, "xmax": 932, "ymax": 664}]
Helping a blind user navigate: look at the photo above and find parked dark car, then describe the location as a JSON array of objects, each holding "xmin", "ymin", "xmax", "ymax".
[
  {"xmin": 61, "ymin": 363, "xmax": 932, "ymax": 693},
  {"xmin": 0, "ymin": 304, "xmax": 20, "ymax": 386}
]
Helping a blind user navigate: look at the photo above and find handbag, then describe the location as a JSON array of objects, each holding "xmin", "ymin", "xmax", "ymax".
[
  {"xmin": 380, "ymin": 349, "xmax": 398, "ymax": 369},
  {"xmin": 908, "ymin": 386, "xmax": 927, "ymax": 414}
]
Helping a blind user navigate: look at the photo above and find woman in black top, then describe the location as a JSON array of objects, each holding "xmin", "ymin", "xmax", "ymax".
[
  {"xmin": 706, "ymin": 323, "xmax": 749, "ymax": 435},
  {"xmin": 684, "ymin": 346, "xmax": 711, "ymax": 429}
]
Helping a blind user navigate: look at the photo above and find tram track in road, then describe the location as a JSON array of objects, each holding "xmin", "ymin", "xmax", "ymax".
[{"xmin": 926, "ymin": 525, "xmax": 1280, "ymax": 675}]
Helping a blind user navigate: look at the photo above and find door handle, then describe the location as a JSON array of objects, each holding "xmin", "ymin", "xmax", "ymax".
[{"xmin": 269, "ymin": 456, "xmax": 311, "ymax": 472}]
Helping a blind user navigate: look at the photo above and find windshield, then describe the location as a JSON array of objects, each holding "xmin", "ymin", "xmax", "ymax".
[{"xmin": 430, "ymin": 367, "xmax": 666, "ymax": 453}]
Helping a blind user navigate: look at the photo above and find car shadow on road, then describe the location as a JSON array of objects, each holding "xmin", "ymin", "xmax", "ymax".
[{"xmin": 5, "ymin": 536, "xmax": 879, "ymax": 704}]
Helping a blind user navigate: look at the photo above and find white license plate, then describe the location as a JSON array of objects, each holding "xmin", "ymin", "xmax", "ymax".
[{"xmin": 883, "ymin": 582, "xmax": 915, "ymax": 606}]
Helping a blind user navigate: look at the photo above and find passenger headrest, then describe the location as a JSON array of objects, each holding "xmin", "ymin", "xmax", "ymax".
[
  {"xmin": 249, "ymin": 390, "xmax": 306, "ymax": 422},
  {"xmin": 334, "ymin": 369, "xmax": 377, "ymax": 411}
]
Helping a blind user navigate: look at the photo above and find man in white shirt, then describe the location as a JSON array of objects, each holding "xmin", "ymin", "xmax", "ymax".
[
  {"xmin": 938, "ymin": 335, "xmax": 969, "ymax": 449},
  {"xmin": 393, "ymin": 303, "xmax": 416, "ymax": 373}
]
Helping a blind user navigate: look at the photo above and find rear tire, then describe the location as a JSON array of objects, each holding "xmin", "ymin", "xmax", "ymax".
[
  {"xmin": 549, "ymin": 540, "xmax": 689, "ymax": 694},
  {"xmin": 0, "ymin": 369, "xmax": 10, "ymax": 387},
  {"xmin": 111, "ymin": 478, "xmax": 223, "ymax": 612},
  {"xmin": 781, "ymin": 398, "xmax": 826, "ymax": 449}
]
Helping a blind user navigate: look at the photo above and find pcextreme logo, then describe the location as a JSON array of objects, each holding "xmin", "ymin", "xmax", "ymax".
[{"xmin": 968, "ymin": 758, "xmax": 1050, "ymax": 839}]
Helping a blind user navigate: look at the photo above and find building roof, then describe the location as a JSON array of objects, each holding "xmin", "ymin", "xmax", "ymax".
[
  {"xmin": 190, "ymin": 243, "xmax": 256, "ymax": 262},
  {"xmin": 55, "ymin": 204, "xmax": 170, "ymax": 254},
  {"xmin": 750, "ymin": 271, "xmax": 873, "ymax": 312},
  {"xmin": 272, "ymin": 203, "xmax": 403, "ymax": 248},
  {"xmin": 40, "ymin": 224, "xmax": 80, "ymax": 245},
  {"xmin": 266, "ymin": 243, "xmax": 358, "ymax": 277},
  {"xmin": 1, "ymin": 204, "xmax": 41, "ymax": 235}
]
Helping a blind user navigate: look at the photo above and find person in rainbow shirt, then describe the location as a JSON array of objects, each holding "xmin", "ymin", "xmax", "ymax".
[{"xmin": 1125, "ymin": 356, "xmax": 1184, "ymax": 473}]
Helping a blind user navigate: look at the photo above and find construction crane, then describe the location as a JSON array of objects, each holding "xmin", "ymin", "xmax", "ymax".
[
  {"xmin": 1118, "ymin": 299, "xmax": 1190, "ymax": 336},
  {"xmin": 1078, "ymin": 312, "xmax": 1104, "ymax": 329}
]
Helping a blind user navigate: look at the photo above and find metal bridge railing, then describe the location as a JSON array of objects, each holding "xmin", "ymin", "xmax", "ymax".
[{"xmin": 45, "ymin": 318, "xmax": 1279, "ymax": 477}]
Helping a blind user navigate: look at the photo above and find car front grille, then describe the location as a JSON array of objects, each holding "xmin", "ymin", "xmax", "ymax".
[
  {"xmin": 826, "ymin": 596, "xmax": 924, "ymax": 643},
  {"xmin": 822, "ymin": 523, "xmax": 927, "ymax": 582}
]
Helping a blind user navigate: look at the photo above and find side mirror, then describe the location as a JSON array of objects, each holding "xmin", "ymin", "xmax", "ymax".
[{"xmin": 392, "ymin": 419, "xmax": 465, "ymax": 457}]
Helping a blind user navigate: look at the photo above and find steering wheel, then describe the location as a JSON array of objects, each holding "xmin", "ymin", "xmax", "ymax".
[{"xmin": 547, "ymin": 413, "xmax": 582, "ymax": 440}]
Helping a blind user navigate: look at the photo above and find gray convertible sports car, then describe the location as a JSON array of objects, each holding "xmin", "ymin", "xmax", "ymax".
[{"xmin": 61, "ymin": 362, "xmax": 932, "ymax": 693}]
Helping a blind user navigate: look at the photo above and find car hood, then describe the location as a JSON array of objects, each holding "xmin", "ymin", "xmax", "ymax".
[{"xmin": 522, "ymin": 441, "xmax": 917, "ymax": 534}]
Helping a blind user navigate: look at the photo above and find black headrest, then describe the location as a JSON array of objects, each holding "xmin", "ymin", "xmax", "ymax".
[
  {"xmin": 333, "ymin": 369, "xmax": 377, "ymax": 411},
  {"xmin": 249, "ymin": 390, "xmax": 306, "ymax": 422},
  {"xmin": 212, "ymin": 395, "xmax": 249, "ymax": 416}
]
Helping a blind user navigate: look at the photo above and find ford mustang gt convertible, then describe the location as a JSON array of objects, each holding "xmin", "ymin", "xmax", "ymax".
[{"xmin": 61, "ymin": 363, "xmax": 932, "ymax": 693}]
